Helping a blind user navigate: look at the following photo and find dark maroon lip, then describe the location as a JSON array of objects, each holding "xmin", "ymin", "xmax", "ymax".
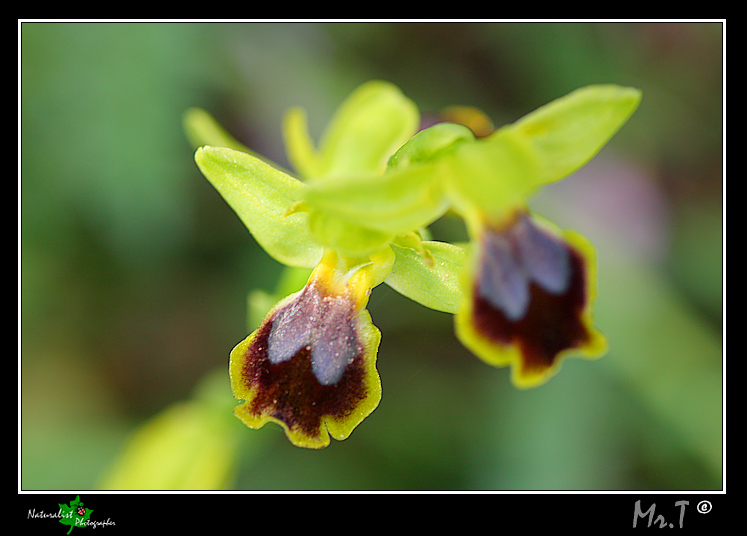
[
  {"xmin": 239, "ymin": 283, "xmax": 368, "ymax": 439},
  {"xmin": 472, "ymin": 214, "xmax": 590, "ymax": 375}
]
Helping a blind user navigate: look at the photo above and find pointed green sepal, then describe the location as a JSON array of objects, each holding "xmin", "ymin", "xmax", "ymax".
[
  {"xmin": 184, "ymin": 108, "xmax": 295, "ymax": 175},
  {"xmin": 508, "ymin": 84, "xmax": 642, "ymax": 186},
  {"xmin": 184, "ymin": 107, "xmax": 254, "ymax": 154},
  {"xmin": 194, "ymin": 146, "xmax": 322, "ymax": 268},
  {"xmin": 438, "ymin": 85, "xmax": 641, "ymax": 226}
]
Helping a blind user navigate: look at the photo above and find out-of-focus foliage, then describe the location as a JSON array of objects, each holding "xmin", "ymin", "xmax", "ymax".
[{"xmin": 21, "ymin": 22, "xmax": 722, "ymax": 490}]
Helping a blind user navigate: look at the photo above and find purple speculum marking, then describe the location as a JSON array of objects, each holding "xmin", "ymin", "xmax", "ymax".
[
  {"xmin": 473, "ymin": 214, "xmax": 589, "ymax": 373},
  {"xmin": 241, "ymin": 283, "xmax": 367, "ymax": 437},
  {"xmin": 268, "ymin": 285, "xmax": 359, "ymax": 386}
]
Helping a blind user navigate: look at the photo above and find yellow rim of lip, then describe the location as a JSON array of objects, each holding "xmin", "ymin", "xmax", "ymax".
[
  {"xmin": 455, "ymin": 218, "xmax": 607, "ymax": 389},
  {"xmin": 230, "ymin": 309, "xmax": 382, "ymax": 449},
  {"xmin": 229, "ymin": 252, "xmax": 384, "ymax": 448}
]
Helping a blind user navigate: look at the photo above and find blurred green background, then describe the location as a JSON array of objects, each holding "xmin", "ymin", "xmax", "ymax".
[{"xmin": 21, "ymin": 22, "xmax": 723, "ymax": 490}]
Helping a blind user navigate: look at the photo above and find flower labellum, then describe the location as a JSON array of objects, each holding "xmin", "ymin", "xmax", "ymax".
[
  {"xmin": 477, "ymin": 212, "xmax": 571, "ymax": 322},
  {"xmin": 229, "ymin": 251, "xmax": 383, "ymax": 448},
  {"xmin": 457, "ymin": 212, "xmax": 607, "ymax": 388}
]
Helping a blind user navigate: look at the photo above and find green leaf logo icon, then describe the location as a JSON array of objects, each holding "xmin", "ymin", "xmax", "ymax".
[{"xmin": 58, "ymin": 496, "xmax": 92, "ymax": 535}]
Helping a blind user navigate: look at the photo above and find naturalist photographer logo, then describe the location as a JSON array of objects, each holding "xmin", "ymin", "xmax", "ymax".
[{"xmin": 26, "ymin": 495, "xmax": 115, "ymax": 534}]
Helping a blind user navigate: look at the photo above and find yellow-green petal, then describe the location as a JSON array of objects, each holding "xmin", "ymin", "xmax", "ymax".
[
  {"xmin": 282, "ymin": 106, "xmax": 324, "ymax": 180},
  {"xmin": 185, "ymin": 108, "xmax": 295, "ymax": 176},
  {"xmin": 386, "ymin": 239, "xmax": 467, "ymax": 314},
  {"xmin": 287, "ymin": 80, "xmax": 420, "ymax": 181},
  {"xmin": 386, "ymin": 122, "xmax": 475, "ymax": 171}
]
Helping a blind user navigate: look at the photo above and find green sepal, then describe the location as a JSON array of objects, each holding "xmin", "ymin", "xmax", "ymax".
[
  {"xmin": 283, "ymin": 80, "xmax": 419, "ymax": 180},
  {"xmin": 387, "ymin": 122, "xmax": 475, "ymax": 171},
  {"xmin": 303, "ymin": 162, "xmax": 449, "ymax": 236},
  {"xmin": 184, "ymin": 107, "xmax": 254, "ymax": 153},
  {"xmin": 184, "ymin": 108, "xmax": 294, "ymax": 176},
  {"xmin": 508, "ymin": 84, "xmax": 642, "ymax": 186},
  {"xmin": 385, "ymin": 238, "xmax": 467, "ymax": 314},
  {"xmin": 194, "ymin": 146, "xmax": 322, "ymax": 268}
]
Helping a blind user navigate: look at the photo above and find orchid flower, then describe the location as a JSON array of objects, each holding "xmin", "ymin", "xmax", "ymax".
[{"xmin": 186, "ymin": 81, "xmax": 641, "ymax": 448}]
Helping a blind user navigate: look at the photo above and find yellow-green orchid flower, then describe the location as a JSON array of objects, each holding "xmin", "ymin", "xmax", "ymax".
[
  {"xmin": 441, "ymin": 85, "xmax": 640, "ymax": 387},
  {"xmin": 188, "ymin": 81, "xmax": 420, "ymax": 448},
  {"xmin": 185, "ymin": 81, "xmax": 641, "ymax": 448}
]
